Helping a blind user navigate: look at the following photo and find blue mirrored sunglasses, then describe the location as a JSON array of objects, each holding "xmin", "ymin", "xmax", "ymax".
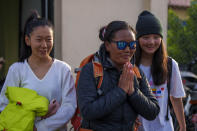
[{"xmin": 111, "ymin": 40, "xmax": 137, "ymax": 50}]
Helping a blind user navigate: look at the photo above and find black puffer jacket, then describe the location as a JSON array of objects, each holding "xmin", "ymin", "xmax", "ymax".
[{"xmin": 77, "ymin": 44, "xmax": 160, "ymax": 131}]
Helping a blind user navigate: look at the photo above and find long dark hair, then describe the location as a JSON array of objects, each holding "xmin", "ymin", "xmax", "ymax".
[
  {"xmin": 135, "ymin": 39, "xmax": 168, "ymax": 85},
  {"xmin": 19, "ymin": 10, "xmax": 53, "ymax": 62},
  {"xmin": 99, "ymin": 20, "xmax": 136, "ymax": 42}
]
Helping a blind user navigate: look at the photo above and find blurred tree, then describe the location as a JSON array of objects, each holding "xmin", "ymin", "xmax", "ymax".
[
  {"xmin": 185, "ymin": 0, "xmax": 197, "ymax": 72},
  {"xmin": 168, "ymin": 0, "xmax": 197, "ymax": 74}
]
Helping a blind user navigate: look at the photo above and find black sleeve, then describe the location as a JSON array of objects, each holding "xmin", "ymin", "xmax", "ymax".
[
  {"xmin": 77, "ymin": 63, "xmax": 127, "ymax": 120},
  {"xmin": 128, "ymin": 69, "xmax": 160, "ymax": 120}
]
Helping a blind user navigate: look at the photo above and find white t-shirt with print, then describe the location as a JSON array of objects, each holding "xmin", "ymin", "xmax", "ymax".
[{"xmin": 138, "ymin": 58, "xmax": 185, "ymax": 131}]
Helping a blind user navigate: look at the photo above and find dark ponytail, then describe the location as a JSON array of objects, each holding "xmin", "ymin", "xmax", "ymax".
[
  {"xmin": 19, "ymin": 10, "xmax": 53, "ymax": 62},
  {"xmin": 99, "ymin": 26, "xmax": 106, "ymax": 41},
  {"xmin": 99, "ymin": 21, "xmax": 135, "ymax": 42}
]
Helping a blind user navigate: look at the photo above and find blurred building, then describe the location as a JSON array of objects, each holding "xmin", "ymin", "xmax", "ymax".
[
  {"xmin": 0, "ymin": 0, "xmax": 168, "ymax": 75},
  {"xmin": 168, "ymin": 0, "xmax": 191, "ymax": 20}
]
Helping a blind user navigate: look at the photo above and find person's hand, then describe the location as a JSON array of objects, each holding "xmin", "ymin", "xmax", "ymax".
[
  {"xmin": 118, "ymin": 62, "xmax": 135, "ymax": 95},
  {"xmin": 41, "ymin": 99, "xmax": 60, "ymax": 119}
]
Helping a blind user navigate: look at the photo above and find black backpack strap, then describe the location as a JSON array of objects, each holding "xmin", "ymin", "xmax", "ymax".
[{"xmin": 166, "ymin": 57, "xmax": 172, "ymax": 120}]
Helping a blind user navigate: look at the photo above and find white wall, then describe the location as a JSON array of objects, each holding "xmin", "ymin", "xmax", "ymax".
[
  {"xmin": 54, "ymin": 0, "xmax": 62, "ymax": 60},
  {"xmin": 150, "ymin": 0, "xmax": 168, "ymax": 43},
  {"xmin": 54, "ymin": 0, "xmax": 168, "ymax": 74}
]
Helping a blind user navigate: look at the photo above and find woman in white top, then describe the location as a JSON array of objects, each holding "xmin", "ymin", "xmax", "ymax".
[
  {"xmin": 0, "ymin": 11, "xmax": 77, "ymax": 131},
  {"xmin": 135, "ymin": 10, "xmax": 186, "ymax": 131}
]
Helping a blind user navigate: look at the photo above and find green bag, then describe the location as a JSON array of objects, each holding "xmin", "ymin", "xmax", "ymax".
[{"xmin": 0, "ymin": 87, "xmax": 49, "ymax": 131}]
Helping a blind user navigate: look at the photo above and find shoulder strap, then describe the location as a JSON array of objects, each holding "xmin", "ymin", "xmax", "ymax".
[
  {"xmin": 167, "ymin": 57, "xmax": 172, "ymax": 93},
  {"xmin": 166, "ymin": 56, "xmax": 172, "ymax": 120},
  {"xmin": 133, "ymin": 66, "xmax": 142, "ymax": 79},
  {"xmin": 74, "ymin": 54, "xmax": 95, "ymax": 88},
  {"xmin": 93, "ymin": 60, "xmax": 103, "ymax": 89},
  {"xmin": 92, "ymin": 52, "xmax": 103, "ymax": 96},
  {"xmin": 93, "ymin": 52, "xmax": 103, "ymax": 88}
]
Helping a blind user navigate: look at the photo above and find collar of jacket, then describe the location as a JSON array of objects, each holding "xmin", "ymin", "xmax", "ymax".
[{"xmin": 98, "ymin": 43, "xmax": 115, "ymax": 70}]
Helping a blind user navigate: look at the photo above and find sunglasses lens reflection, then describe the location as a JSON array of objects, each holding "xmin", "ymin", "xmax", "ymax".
[{"xmin": 117, "ymin": 42, "xmax": 127, "ymax": 50}]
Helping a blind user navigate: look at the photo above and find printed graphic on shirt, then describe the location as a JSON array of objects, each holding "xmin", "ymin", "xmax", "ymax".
[{"xmin": 149, "ymin": 80, "xmax": 165, "ymax": 99}]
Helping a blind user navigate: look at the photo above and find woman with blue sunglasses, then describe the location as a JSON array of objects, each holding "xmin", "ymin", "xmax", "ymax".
[
  {"xmin": 135, "ymin": 11, "xmax": 186, "ymax": 131},
  {"xmin": 77, "ymin": 20, "xmax": 160, "ymax": 131}
]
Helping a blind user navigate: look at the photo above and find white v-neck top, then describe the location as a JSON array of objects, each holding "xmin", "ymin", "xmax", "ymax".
[{"xmin": 0, "ymin": 59, "xmax": 77, "ymax": 131}]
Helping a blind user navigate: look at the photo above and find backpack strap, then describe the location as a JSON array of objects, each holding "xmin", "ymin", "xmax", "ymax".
[
  {"xmin": 133, "ymin": 66, "xmax": 142, "ymax": 79},
  {"xmin": 166, "ymin": 56, "xmax": 172, "ymax": 120},
  {"xmin": 133, "ymin": 66, "xmax": 142, "ymax": 131},
  {"xmin": 92, "ymin": 52, "xmax": 103, "ymax": 96},
  {"xmin": 93, "ymin": 61, "xmax": 103, "ymax": 89},
  {"xmin": 74, "ymin": 52, "xmax": 103, "ymax": 90},
  {"xmin": 75, "ymin": 54, "xmax": 95, "ymax": 88}
]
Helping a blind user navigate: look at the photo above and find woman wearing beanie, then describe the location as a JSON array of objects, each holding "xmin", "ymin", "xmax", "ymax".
[
  {"xmin": 77, "ymin": 20, "xmax": 160, "ymax": 131},
  {"xmin": 135, "ymin": 10, "xmax": 186, "ymax": 131}
]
